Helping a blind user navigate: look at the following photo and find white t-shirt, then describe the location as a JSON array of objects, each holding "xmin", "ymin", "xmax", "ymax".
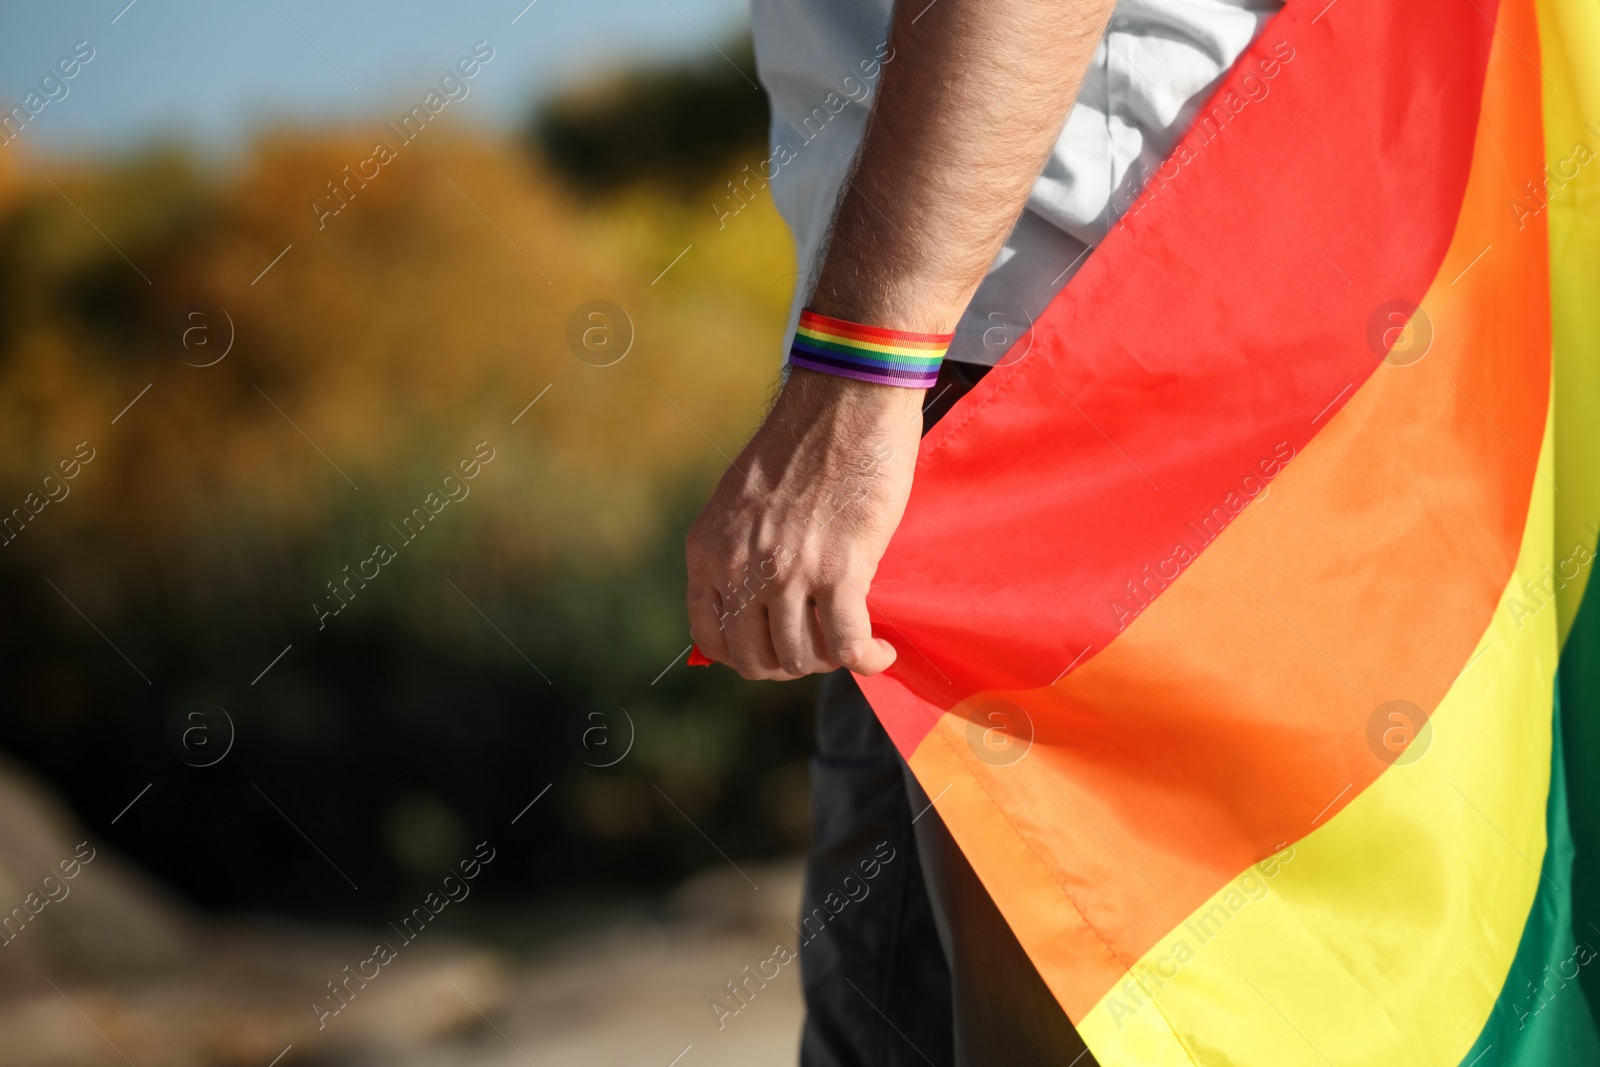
[{"xmin": 750, "ymin": 0, "xmax": 1283, "ymax": 365}]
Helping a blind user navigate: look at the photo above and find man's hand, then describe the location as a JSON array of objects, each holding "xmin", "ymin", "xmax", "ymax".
[
  {"xmin": 686, "ymin": 369, "xmax": 922, "ymax": 680},
  {"xmin": 686, "ymin": 0, "xmax": 1114, "ymax": 680}
]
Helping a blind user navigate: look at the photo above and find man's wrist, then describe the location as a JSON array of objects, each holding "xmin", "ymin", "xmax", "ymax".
[
  {"xmin": 787, "ymin": 306, "xmax": 953, "ymax": 391},
  {"xmin": 779, "ymin": 366, "xmax": 925, "ymax": 420},
  {"xmin": 805, "ymin": 289, "xmax": 961, "ymax": 337}
]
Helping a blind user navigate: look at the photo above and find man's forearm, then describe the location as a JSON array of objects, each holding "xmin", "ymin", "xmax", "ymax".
[
  {"xmin": 808, "ymin": 0, "xmax": 1116, "ymax": 334},
  {"xmin": 685, "ymin": 0, "xmax": 1116, "ymax": 680}
]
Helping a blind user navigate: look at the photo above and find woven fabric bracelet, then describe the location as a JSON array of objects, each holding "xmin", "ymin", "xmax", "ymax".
[{"xmin": 788, "ymin": 308, "xmax": 953, "ymax": 388}]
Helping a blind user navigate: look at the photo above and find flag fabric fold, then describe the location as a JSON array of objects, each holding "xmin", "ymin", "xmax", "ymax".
[{"xmin": 855, "ymin": 0, "xmax": 1600, "ymax": 1062}]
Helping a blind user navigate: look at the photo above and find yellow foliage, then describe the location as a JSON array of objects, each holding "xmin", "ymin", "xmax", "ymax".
[{"xmin": 0, "ymin": 129, "xmax": 797, "ymax": 577}]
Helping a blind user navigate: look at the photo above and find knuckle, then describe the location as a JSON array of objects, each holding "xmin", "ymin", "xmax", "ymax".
[
  {"xmin": 831, "ymin": 641, "xmax": 867, "ymax": 666},
  {"xmin": 685, "ymin": 523, "xmax": 712, "ymax": 560}
]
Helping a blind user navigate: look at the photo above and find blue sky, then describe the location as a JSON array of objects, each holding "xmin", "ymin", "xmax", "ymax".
[{"xmin": 1, "ymin": 0, "xmax": 751, "ymax": 159}]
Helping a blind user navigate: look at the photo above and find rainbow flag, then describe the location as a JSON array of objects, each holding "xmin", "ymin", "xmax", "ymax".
[{"xmin": 856, "ymin": 0, "xmax": 1600, "ymax": 1061}]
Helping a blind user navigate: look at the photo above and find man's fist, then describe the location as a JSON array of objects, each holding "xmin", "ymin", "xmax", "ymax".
[{"xmin": 685, "ymin": 368, "xmax": 923, "ymax": 681}]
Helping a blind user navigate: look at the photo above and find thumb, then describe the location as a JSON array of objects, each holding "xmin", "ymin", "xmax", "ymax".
[{"xmin": 842, "ymin": 636, "xmax": 897, "ymax": 676}]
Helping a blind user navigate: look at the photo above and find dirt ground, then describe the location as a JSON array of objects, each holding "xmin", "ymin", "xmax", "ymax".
[
  {"xmin": 0, "ymin": 756, "xmax": 807, "ymax": 1066},
  {"xmin": 342, "ymin": 864, "xmax": 810, "ymax": 1067},
  {"xmin": 2, "ymin": 867, "xmax": 808, "ymax": 1067}
]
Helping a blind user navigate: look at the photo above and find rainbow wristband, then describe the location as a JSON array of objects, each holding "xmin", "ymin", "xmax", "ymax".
[{"xmin": 788, "ymin": 308, "xmax": 952, "ymax": 389}]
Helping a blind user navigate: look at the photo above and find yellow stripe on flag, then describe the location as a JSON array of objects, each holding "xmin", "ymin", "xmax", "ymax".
[{"xmin": 1079, "ymin": 409, "xmax": 1557, "ymax": 1066}]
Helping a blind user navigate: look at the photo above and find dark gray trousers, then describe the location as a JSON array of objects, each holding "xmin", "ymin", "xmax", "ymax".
[{"xmin": 797, "ymin": 361, "xmax": 1097, "ymax": 1067}]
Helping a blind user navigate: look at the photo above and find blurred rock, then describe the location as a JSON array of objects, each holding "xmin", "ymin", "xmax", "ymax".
[
  {"xmin": 0, "ymin": 756, "xmax": 510, "ymax": 1065},
  {"xmin": 0, "ymin": 755, "xmax": 192, "ymax": 990},
  {"xmin": 0, "ymin": 934, "xmax": 509, "ymax": 1067}
]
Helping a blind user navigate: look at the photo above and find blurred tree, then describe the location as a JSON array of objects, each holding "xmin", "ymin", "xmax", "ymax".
[
  {"xmin": 0, "ymin": 105, "xmax": 812, "ymax": 921},
  {"xmin": 530, "ymin": 39, "xmax": 769, "ymax": 197}
]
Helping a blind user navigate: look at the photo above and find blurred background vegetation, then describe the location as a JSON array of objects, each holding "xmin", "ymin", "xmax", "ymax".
[{"xmin": 0, "ymin": 33, "xmax": 814, "ymax": 927}]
